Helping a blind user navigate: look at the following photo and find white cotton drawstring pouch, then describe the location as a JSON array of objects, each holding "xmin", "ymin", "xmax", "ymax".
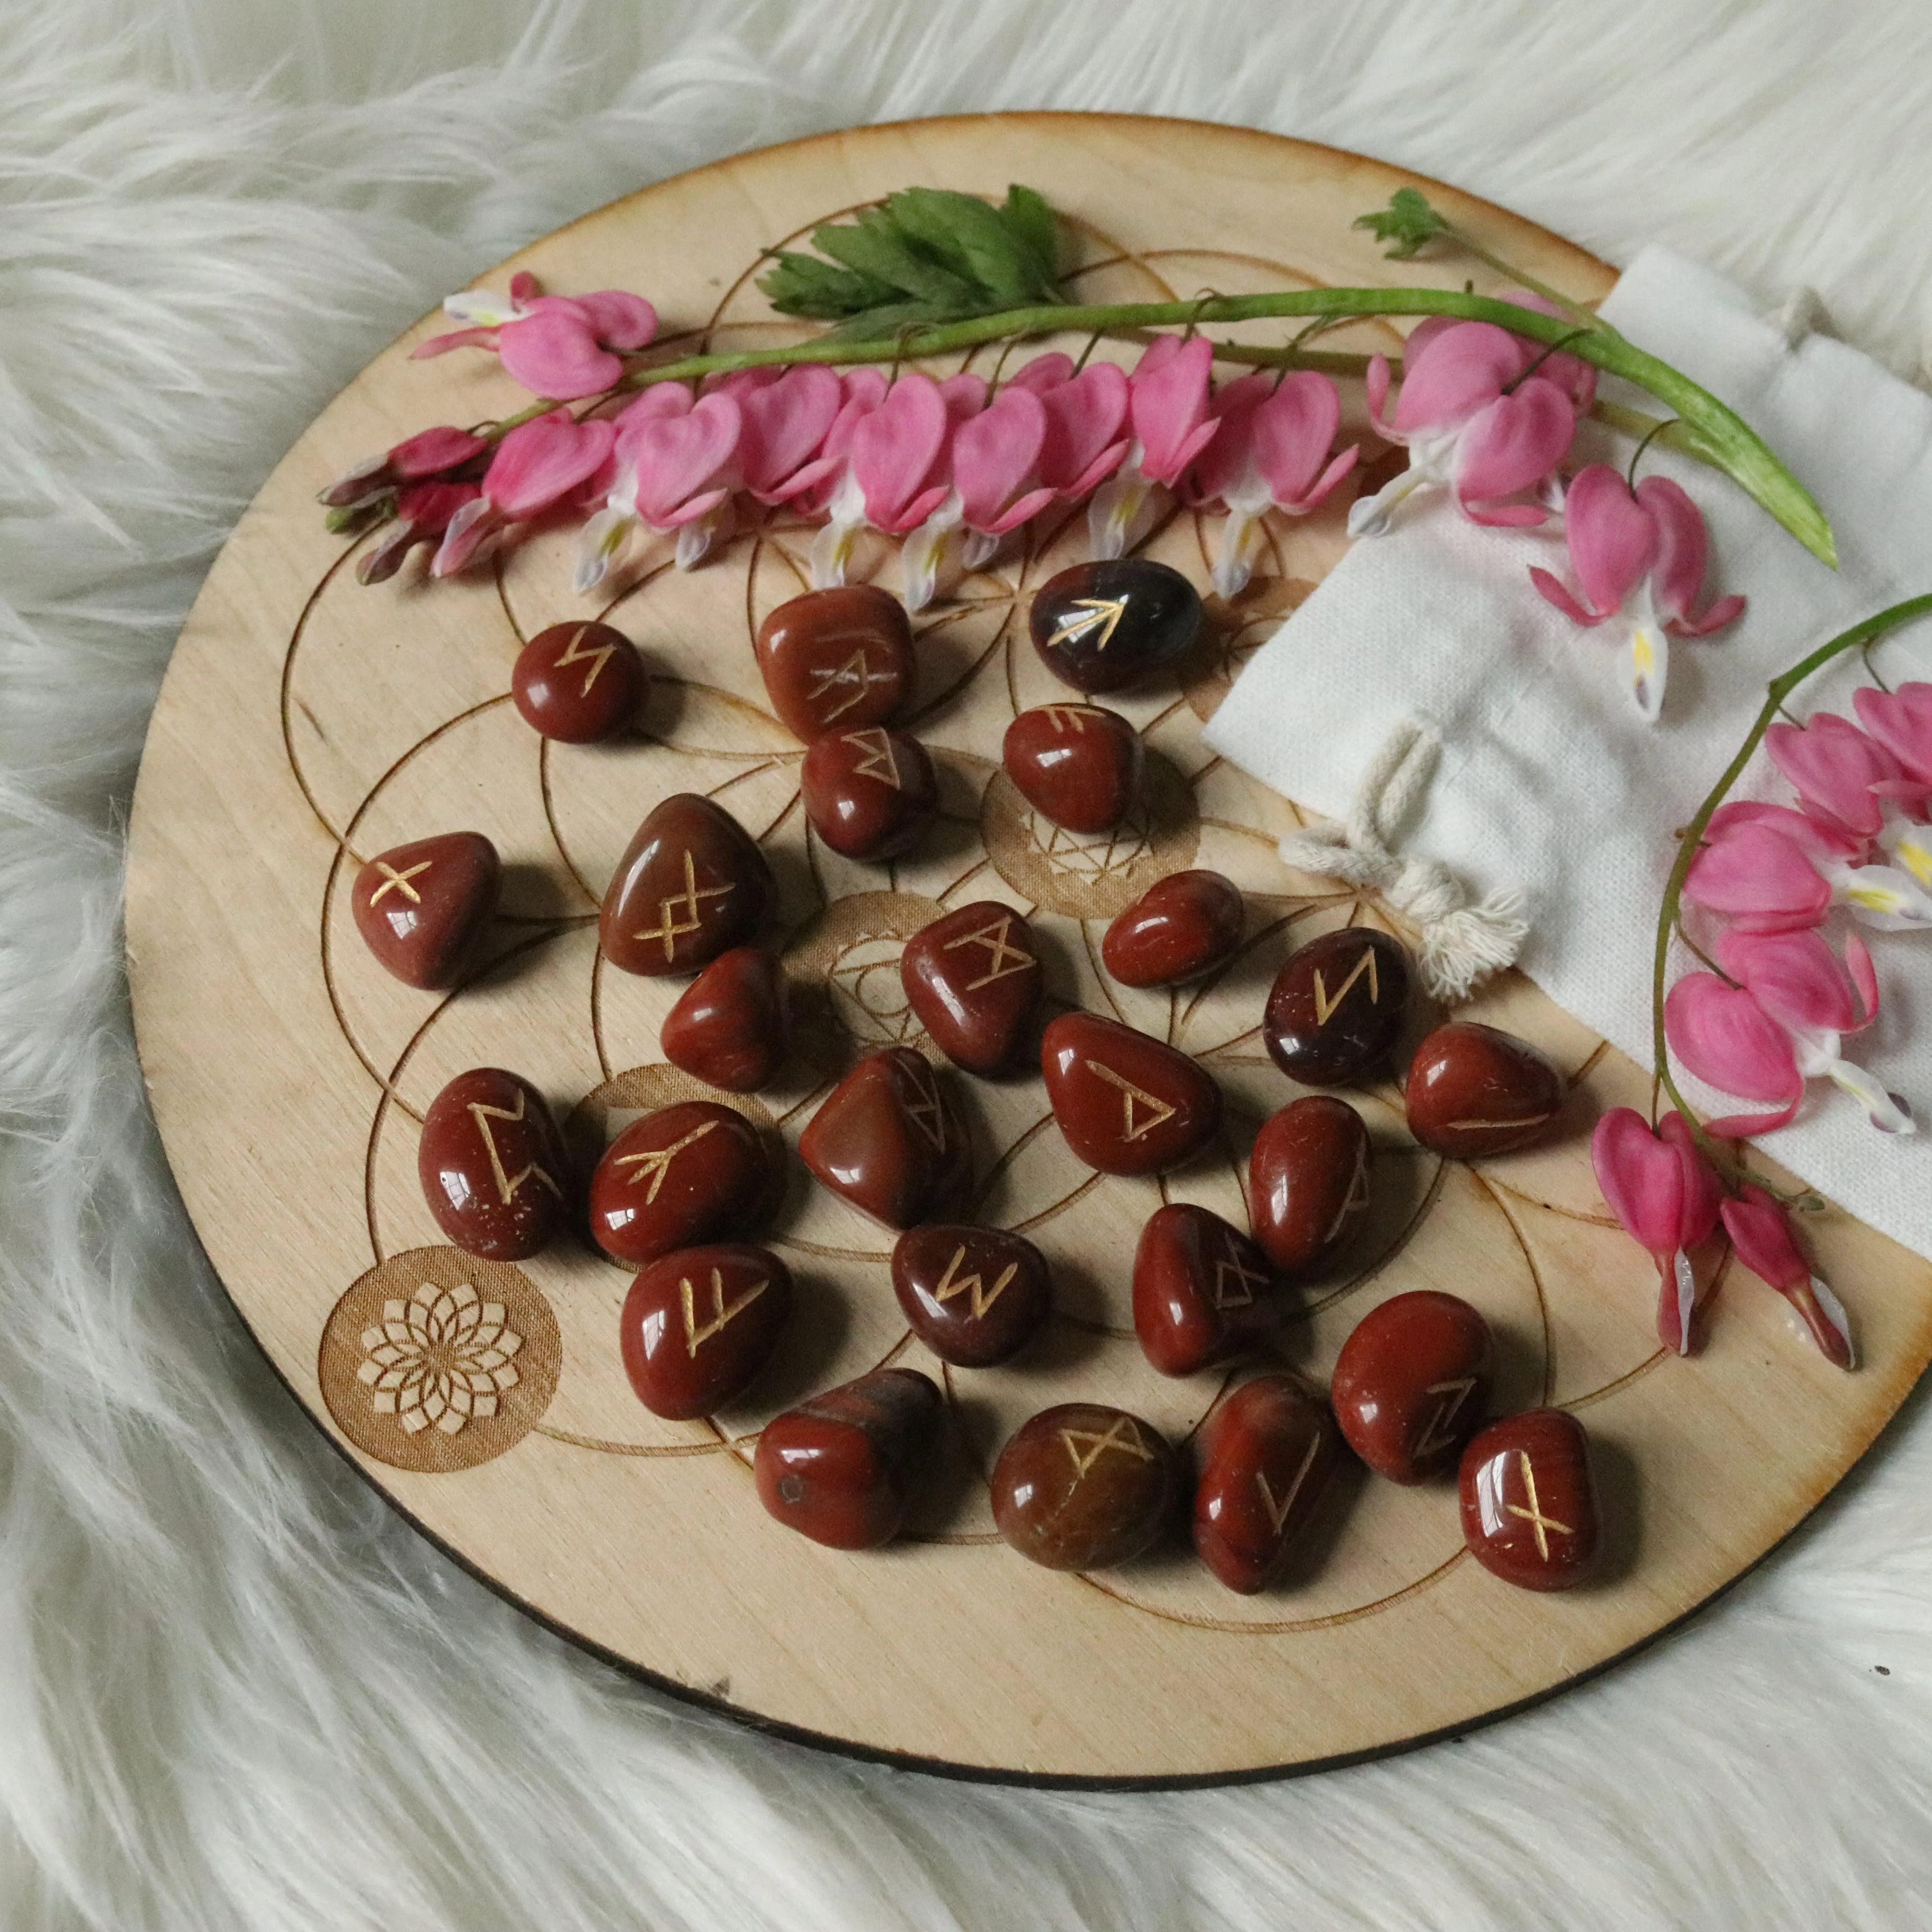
[{"xmin": 1202, "ymin": 244, "xmax": 1932, "ymax": 1264}]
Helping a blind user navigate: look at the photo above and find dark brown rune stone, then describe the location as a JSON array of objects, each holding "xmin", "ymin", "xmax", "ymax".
[
  {"xmin": 991, "ymin": 1403, "xmax": 1176, "ymax": 1571},
  {"xmin": 799, "ymin": 726, "xmax": 938, "ymax": 861},
  {"xmin": 1460, "ymin": 1408, "xmax": 1600, "ymax": 1591},
  {"xmin": 891, "ymin": 1223, "xmax": 1051, "ymax": 1366},
  {"xmin": 1405, "ymin": 1022, "xmax": 1565, "ymax": 1158},
  {"xmin": 599, "ymin": 793, "xmax": 772, "ymax": 978},
  {"xmin": 352, "ymin": 832, "xmax": 500, "ymax": 990},
  {"xmin": 1263, "ymin": 927, "xmax": 1413, "ymax": 1087},
  {"xmin": 619, "ymin": 1241, "xmax": 793, "ymax": 1420},
  {"xmin": 1193, "ymin": 1376, "xmax": 1345, "ymax": 1594},
  {"xmin": 658, "ymin": 946, "xmax": 790, "ymax": 1093},
  {"xmin": 1247, "ymin": 1094, "xmax": 1373, "ymax": 1277},
  {"xmin": 1101, "ymin": 868, "xmax": 1244, "ymax": 989},
  {"xmin": 899, "ymin": 900, "xmax": 1044, "ymax": 1077},
  {"xmin": 417, "ymin": 1067, "xmax": 568, "ymax": 1261},
  {"xmin": 754, "ymin": 1368, "xmax": 943, "ymax": 1549},
  {"xmin": 1330, "ymin": 1289, "xmax": 1493, "ymax": 1483},
  {"xmin": 1028, "ymin": 558, "xmax": 1203, "ymax": 694},
  {"xmin": 754, "ymin": 585, "xmax": 913, "ymax": 741},
  {"xmin": 797, "ymin": 1047, "xmax": 972, "ymax": 1230},
  {"xmin": 1001, "ymin": 702, "xmax": 1144, "ymax": 834},
  {"xmin": 511, "ymin": 620, "xmax": 646, "ymax": 743}
]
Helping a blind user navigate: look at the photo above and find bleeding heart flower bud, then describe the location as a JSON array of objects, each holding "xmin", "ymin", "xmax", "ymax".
[{"xmin": 1720, "ymin": 1185, "xmax": 1855, "ymax": 1369}]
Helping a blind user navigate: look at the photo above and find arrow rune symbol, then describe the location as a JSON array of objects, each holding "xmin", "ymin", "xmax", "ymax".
[
  {"xmin": 1046, "ymin": 596, "xmax": 1127, "ymax": 653},
  {"xmin": 614, "ymin": 1118, "xmax": 720, "ymax": 1203}
]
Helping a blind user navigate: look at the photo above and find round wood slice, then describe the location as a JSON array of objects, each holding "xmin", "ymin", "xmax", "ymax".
[{"xmin": 124, "ymin": 112, "xmax": 1932, "ymax": 1785}]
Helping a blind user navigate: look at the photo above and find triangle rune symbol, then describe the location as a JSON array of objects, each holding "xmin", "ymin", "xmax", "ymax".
[
  {"xmin": 942, "ymin": 912, "xmax": 1036, "ymax": 990},
  {"xmin": 806, "ymin": 649, "xmax": 895, "ymax": 724},
  {"xmin": 1324, "ymin": 1137, "xmax": 1372, "ymax": 1242},
  {"xmin": 1211, "ymin": 1236, "xmax": 1270, "ymax": 1311},
  {"xmin": 1046, "ymin": 596, "xmax": 1127, "ymax": 653},
  {"xmin": 1082, "ymin": 1058, "xmax": 1176, "ymax": 1143},
  {"xmin": 933, "ymin": 1244, "xmax": 1018, "ymax": 1319},
  {"xmin": 680, "ymin": 1267, "xmax": 768, "ymax": 1358},
  {"xmin": 842, "ymin": 727, "xmax": 902, "ymax": 790},
  {"xmin": 1060, "ymin": 1414, "xmax": 1155, "ymax": 1480},
  {"xmin": 465, "ymin": 1093, "xmax": 563, "ymax": 1207},
  {"xmin": 613, "ymin": 1117, "xmax": 719, "ymax": 1203},
  {"xmin": 1310, "ymin": 946, "xmax": 1380, "ymax": 1027},
  {"xmin": 1254, "ymin": 1431, "xmax": 1322, "ymax": 1537}
]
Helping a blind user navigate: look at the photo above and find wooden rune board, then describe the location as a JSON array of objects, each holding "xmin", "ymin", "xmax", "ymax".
[{"xmin": 123, "ymin": 113, "xmax": 1932, "ymax": 1785}]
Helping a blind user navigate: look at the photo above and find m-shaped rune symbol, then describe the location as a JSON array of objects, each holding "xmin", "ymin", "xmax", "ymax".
[
  {"xmin": 942, "ymin": 912, "xmax": 1036, "ymax": 990},
  {"xmin": 466, "ymin": 1094, "xmax": 563, "ymax": 1206},
  {"xmin": 1060, "ymin": 1414, "xmax": 1155, "ymax": 1479},
  {"xmin": 637, "ymin": 849, "xmax": 734, "ymax": 963},
  {"xmin": 369, "ymin": 859, "xmax": 432, "ymax": 907},
  {"xmin": 841, "ymin": 728, "xmax": 902, "ymax": 790},
  {"xmin": 681, "ymin": 1267, "xmax": 768, "ymax": 1357},
  {"xmin": 933, "ymin": 1245, "xmax": 1018, "ymax": 1319},
  {"xmin": 1505, "ymin": 1450, "xmax": 1572, "ymax": 1562},
  {"xmin": 614, "ymin": 1118, "xmax": 719, "ymax": 1203},
  {"xmin": 553, "ymin": 622, "xmax": 619, "ymax": 696}
]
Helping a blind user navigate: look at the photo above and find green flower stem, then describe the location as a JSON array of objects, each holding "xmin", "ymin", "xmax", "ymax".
[
  {"xmin": 1426, "ymin": 218, "xmax": 1612, "ymax": 335},
  {"xmin": 1651, "ymin": 593, "xmax": 1932, "ymax": 1159}
]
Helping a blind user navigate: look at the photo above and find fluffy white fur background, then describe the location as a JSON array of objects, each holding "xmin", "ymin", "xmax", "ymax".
[{"xmin": 5, "ymin": 2, "xmax": 1932, "ymax": 1926}]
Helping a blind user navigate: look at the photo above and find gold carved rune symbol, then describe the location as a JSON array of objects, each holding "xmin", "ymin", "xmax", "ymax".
[
  {"xmin": 680, "ymin": 1266, "xmax": 768, "ymax": 1357},
  {"xmin": 1042, "ymin": 705, "xmax": 1091, "ymax": 733},
  {"xmin": 1311, "ymin": 947, "xmax": 1380, "ymax": 1027},
  {"xmin": 1324, "ymin": 1136, "xmax": 1372, "ymax": 1243},
  {"xmin": 842, "ymin": 727, "xmax": 901, "ymax": 790},
  {"xmin": 1061, "ymin": 1414, "xmax": 1155, "ymax": 1480},
  {"xmin": 934, "ymin": 1244, "xmax": 1018, "ymax": 1319},
  {"xmin": 1254, "ymin": 1432, "xmax": 1322, "ymax": 1537},
  {"xmin": 1441, "ymin": 1109, "xmax": 1559, "ymax": 1135},
  {"xmin": 369, "ymin": 859, "xmax": 432, "ymax": 907},
  {"xmin": 942, "ymin": 912, "xmax": 1036, "ymax": 991},
  {"xmin": 1046, "ymin": 596, "xmax": 1127, "ymax": 653},
  {"xmin": 466, "ymin": 1094, "xmax": 563, "ymax": 1207},
  {"xmin": 554, "ymin": 622, "xmax": 618, "ymax": 697},
  {"xmin": 637, "ymin": 848, "xmax": 734, "ymax": 963},
  {"xmin": 1082, "ymin": 1059, "xmax": 1176, "ymax": 1143},
  {"xmin": 899, "ymin": 1059, "xmax": 949, "ymax": 1152},
  {"xmin": 1505, "ymin": 1450, "xmax": 1572, "ymax": 1563},
  {"xmin": 1415, "ymin": 1377, "xmax": 1477, "ymax": 1460},
  {"xmin": 1211, "ymin": 1235, "xmax": 1269, "ymax": 1311},
  {"xmin": 614, "ymin": 1117, "xmax": 720, "ymax": 1203},
  {"xmin": 806, "ymin": 649, "xmax": 895, "ymax": 724}
]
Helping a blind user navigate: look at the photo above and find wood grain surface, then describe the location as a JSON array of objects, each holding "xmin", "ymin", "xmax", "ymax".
[{"xmin": 123, "ymin": 112, "xmax": 1932, "ymax": 1785}]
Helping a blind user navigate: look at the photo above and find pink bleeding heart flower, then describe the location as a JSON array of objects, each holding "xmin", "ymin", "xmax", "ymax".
[
  {"xmin": 1186, "ymin": 370, "xmax": 1358, "ymax": 598},
  {"xmin": 1088, "ymin": 335, "xmax": 1221, "ymax": 559},
  {"xmin": 356, "ymin": 480, "xmax": 482, "ymax": 585},
  {"xmin": 1666, "ymin": 926, "xmax": 1910, "ymax": 1137},
  {"xmin": 764, "ymin": 368, "xmax": 890, "ymax": 523},
  {"xmin": 1853, "ymin": 681, "xmax": 1932, "ymax": 790},
  {"xmin": 413, "ymin": 271, "xmax": 657, "ymax": 401},
  {"xmin": 1683, "ymin": 800, "xmax": 1932, "ymax": 934},
  {"xmin": 810, "ymin": 372, "xmax": 956, "ymax": 591},
  {"xmin": 1766, "ymin": 711, "xmax": 1912, "ymax": 838},
  {"xmin": 1349, "ymin": 318, "xmax": 1580, "ymax": 537},
  {"xmin": 1032, "ymin": 359, "xmax": 1131, "ymax": 499},
  {"xmin": 712, "ymin": 365, "xmax": 844, "ymax": 505},
  {"xmin": 1529, "ymin": 465, "xmax": 1745, "ymax": 722},
  {"xmin": 1591, "ymin": 1107, "xmax": 1723, "ymax": 1355},
  {"xmin": 576, "ymin": 385, "xmax": 743, "ymax": 588},
  {"xmin": 432, "ymin": 407, "xmax": 617, "ymax": 577},
  {"xmin": 1720, "ymin": 1184, "xmax": 1855, "ymax": 1369},
  {"xmin": 321, "ymin": 424, "xmax": 490, "ymax": 509}
]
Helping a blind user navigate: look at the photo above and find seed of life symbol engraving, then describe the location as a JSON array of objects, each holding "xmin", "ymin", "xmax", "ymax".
[
  {"xmin": 639, "ymin": 848, "xmax": 735, "ymax": 964},
  {"xmin": 809, "ymin": 648, "xmax": 897, "ymax": 726},
  {"xmin": 682, "ymin": 1266, "xmax": 769, "ymax": 1356}
]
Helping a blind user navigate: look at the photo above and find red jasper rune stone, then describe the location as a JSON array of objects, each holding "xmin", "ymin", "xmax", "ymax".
[
  {"xmin": 891, "ymin": 1223, "xmax": 1051, "ymax": 1367},
  {"xmin": 1001, "ymin": 702, "xmax": 1144, "ymax": 834},
  {"xmin": 1193, "ymin": 1377, "xmax": 1344, "ymax": 1594},
  {"xmin": 1330, "ymin": 1290, "xmax": 1493, "ymax": 1484},
  {"xmin": 798, "ymin": 1047, "xmax": 971, "ymax": 1230},
  {"xmin": 1247, "ymin": 1095, "xmax": 1372, "ymax": 1277},
  {"xmin": 1102, "ymin": 869, "xmax": 1244, "ymax": 989},
  {"xmin": 800, "ymin": 725, "xmax": 938, "ymax": 861},
  {"xmin": 754, "ymin": 1367, "xmax": 942, "ymax": 1549},
  {"xmin": 659, "ymin": 946, "xmax": 790, "ymax": 1093},
  {"xmin": 992, "ymin": 1404, "xmax": 1176, "ymax": 1571},
  {"xmin": 1405, "ymin": 1022, "xmax": 1565, "ymax": 1159},
  {"xmin": 1132, "ymin": 1204, "xmax": 1286, "ymax": 1377},
  {"xmin": 899, "ymin": 900, "xmax": 1044, "ymax": 1076},
  {"xmin": 620, "ymin": 1242, "xmax": 793, "ymax": 1420},
  {"xmin": 587, "ymin": 1100, "xmax": 775, "ymax": 1266},
  {"xmin": 599, "ymin": 793, "xmax": 772, "ymax": 977},
  {"xmin": 1040, "ymin": 1012, "xmax": 1223, "ymax": 1177},
  {"xmin": 1460, "ymin": 1408, "xmax": 1600, "ymax": 1591},
  {"xmin": 511, "ymin": 620, "xmax": 646, "ymax": 743},
  {"xmin": 1263, "ymin": 926, "xmax": 1413, "ymax": 1087},
  {"xmin": 755, "ymin": 584, "xmax": 913, "ymax": 741},
  {"xmin": 352, "ymin": 832, "xmax": 500, "ymax": 989},
  {"xmin": 417, "ymin": 1067, "xmax": 568, "ymax": 1261}
]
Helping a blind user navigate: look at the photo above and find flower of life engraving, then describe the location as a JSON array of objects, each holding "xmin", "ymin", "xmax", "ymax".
[{"xmin": 284, "ymin": 202, "xmax": 1673, "ymax": 1644}]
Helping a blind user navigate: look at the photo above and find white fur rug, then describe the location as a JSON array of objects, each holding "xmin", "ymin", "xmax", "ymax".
[{"xmin": 5, "ymin": 2, "xmax": 1932, "ymax": 1925}]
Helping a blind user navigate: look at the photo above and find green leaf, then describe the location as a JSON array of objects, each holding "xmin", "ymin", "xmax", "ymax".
[
  {"xmin": 1002, "ymin": 183, "xmax": 1061, "ymax": 294},
  {"xmin": 756, "ymin": 250, "xmax": 899, "ymax": 320},
  {"xmin": 813, "ymin": 206, "xmax": 979, "ymax": 308},
  {"xmin": 1353, "ymin": 187, "xmax": 1449, "ymax": 261},
  {"xmin": 887, "ymin": 187, "xmax": 1035, "ymax": 307}
]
